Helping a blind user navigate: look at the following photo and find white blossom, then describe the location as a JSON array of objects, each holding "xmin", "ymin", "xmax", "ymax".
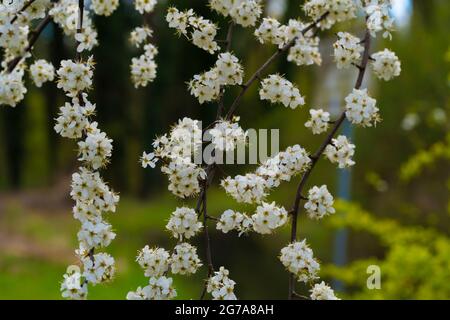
[
  {"xmin": 166, "ymin": 207, "xmax": 203, "ymax": 240},
  {"xmin": 82, "ymin": 253, "xmax": 115, "ymax": 284},
  {"xmin": 170, "ymin": 242, "xmax": 202, "ymax": 275},
  {"xmin": 217, "ymin": 209, "xmax": 253, "ymax": 235},
  {"xmin": 29, "ymin": 59, "xmax": 55, "ymax": 87},
  {"xmin": 135, "ymin": 0, "xmax": 157, "ymax": 14},
  {"xmin": 221, "ymin": 173, "xmax": 267, "ymax": 204},
  {"xmin": 56, "ymin": 58, "xmax": 94, "ymax": 96},
  {"xmin": 333, "ymin": 32, "xmax": 364, "ymax": 69},
  {"xmin": 130, "ymin": 26, "xmax": 153, "ymax": 48},
  {"xmin": 0, "ymin": 69, "xmax": 27, "ymax": 107},
  {"xmin": 324, "ymin": 135, "xmax": 355, "ymax": 168},
  {"xmin": 279, "ymin": 240, "xmax": 320, "ymax": 283},
  {"xmin": 304, "ymin": 185, "xmax": 335, "ymax": 220},
  {"xmin": 91, "ymin": 0, "xmax": 119, "ymax": 16},
  {"xmin": 310, "ymin": 281, "xmax": 340, "ymax": 300},
  {"xmin": 60, "ymin": 271, "xmax": 87, "ymax": 300},
  {"xmin": 303, "ymin": 0, "xmax": 357, "ymax": 30},
  {"xmin": 305, "ymin": 108, "xmax": 330, "ymax": 134},
  {"xmin": 371, "ymin": 48, "xmax": 401, "ymax": 81},
  {"xmin": 77, "ymin": 129, "xmax": 113, "ymax": 169},
  {"xmin": 136, "ymin": 246, "xmax": 170, "ymax": 277},
  {"xmin": 259, "ymin": 74, "xmax": 305, "ymax": 109},
  {"xmin": 345, "ymin": 88, "xmax": 380, "ymax": 127},
  {"xmin": 252, "ymin": 201, "xmax": 288, "ymax": 234},
  {"xmin": 209, "ymin": 119, "xmax": 247, "ymax": 152},
  {"xmin": 207, "ymin": 267, "xmax": 237, "ymax": 300},
  {"xmin": 129, "ymin": 276, "xmax": 177, "ymax": 300}
]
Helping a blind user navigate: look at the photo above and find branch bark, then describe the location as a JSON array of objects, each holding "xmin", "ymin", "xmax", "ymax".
[{"xmin": 287, "ymin": 26, "xmax": 372, "ymax": 300}]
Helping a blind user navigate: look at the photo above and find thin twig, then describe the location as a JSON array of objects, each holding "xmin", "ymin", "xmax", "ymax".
[
  {"xmin": 287, "ymin": 26, "xmax": 372, "ymax": 300},
  {"xmin": 7, "ymin": 14, "xmax": 53, "ymax": 73},
  {"xmin": 11, "ymin": 0, "xmax": 38, "ymax": 23}
]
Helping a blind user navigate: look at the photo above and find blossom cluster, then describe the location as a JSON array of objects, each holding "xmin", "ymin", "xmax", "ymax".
[
  {"xmin": 209, "ymin": 0, "xmax": 262, "ymax": 27},
  {"xmin": 345, "ymin": 88, "xmax": 380, "ymax": 127},
  {"xmin": 166, "ymin": 207, "xmax": 203, "ymax": 240},
  {"xmin": 29, "ymin": 59, "xmax": 55, "ymax": 87},
  {"xmin": 259, "ymin": 74, "xmax": 305, "ymax": 109},
  {"xmin": 304, "ymin": 108, "xmax": 330, "ymax": 134},
  {"xmin": 91, "ymin": 0, "xmax": 119, "ymax": 17},
  {"xmin": 207, "ymin": 267, "xmax": 238, "ymax": 300},
  {"xmin": 252, "ymin": 201, "xmax": 288, "ymax": 234},
  {"xmin": 333, "ymin": 32, "xmax": 364, "ymax": 69},
  {"xmin": 324, "ymin": 135, "xmax": 356, "ymax": 168},
  {"xmin": 222, "ymin": 145, "xmax": 311, "ymax": 204},
  {"xmin": 216, "ymin": 209, "xmax": 253, "ymax": 235},
  {"xmin": 364, "ymin": 0, "xmax": 394, "ymax": 39},
  {"xmin": 371, "ymin": 49, "xmax": 401, "ymax": 81},
  {"xmin": 303, "ymin": 0, "xmax": 357, "ymax": 30},
  {"xmin": 129, "ymin": 3, "xmax": 159, "ymax": 88},
  {"xmin": 58, "ymin": 20, "xmax": 118, "ymax": 298},
  {"xmin": 142, "ymin": 117, "xmax": 205, "ymax": 198},
  {"xmin": 254, "ymin": 18, "xmax": 322, "ymax": 66},
  {"xmin": 50, "ymin": 0, "xmax": 98, "ymax": 52},
  {"xmin": 189, "ymin": 52, "xmax": 243, "ymax": 104},
  {"xmin": 209, "ymin": 119, "xmax": 247, "ymax": 152},
  {"xmin": 310, "ymin": 281, "xmax": 340, "ymax": 300},
  {"xmin": 166, "ymin": 7, "xmax": 218, "ymax": 54},
  {"xmin": 304, "ymin": 185, "xmax": 335, "ymax": 220},
  {"xmin": 279, "ymin": 240, "xmax": 320, "ymax": 283}
]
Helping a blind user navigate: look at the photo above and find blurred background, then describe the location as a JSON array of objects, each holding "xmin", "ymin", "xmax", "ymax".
[{"xmin": 0, "ymin": 0, "xmax": 449, "ymax": 299}]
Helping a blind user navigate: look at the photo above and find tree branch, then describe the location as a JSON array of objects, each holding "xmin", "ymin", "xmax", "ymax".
[
  {"xmin": 7, "ymin": 14, "xmax": 53, "ymax": 73},
  {"xmin": 287, "ymin": 26, "xmax": 372, "ymax": 300}
]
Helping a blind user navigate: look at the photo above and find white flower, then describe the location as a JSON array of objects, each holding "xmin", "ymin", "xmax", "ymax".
[
  {"xmin": 77, "ymin": 219, "xmax": 116, "ymax": 249},
  {"xmin": 303, "ymin": 0, "xmax": 357, "ymax": 30},
  {"xmin": 189, "ymin": 52, "xmax": 243, "ymax": 104},
  {"xmin": 256, "ymin": 144, "xmax": 311, "ymax": 188},
  {"xmin": 136, "ymin": 246, "xmax": 170, "ymax": 277},
  {"xmin": 310, "ymin": 281, "xmax": 340, "ymax": 300},
  {"xmin": 141, "ymin": 151, "xmax": 157, "ymax": 168},
  {"xmin": 56, "ymin": 58, "xmax": 93, "ymax": 96},
  {"xmin": 254, "ymin": 18, "xmax": 285, "ymax": 47},
  {"xmin": 252, "ymin": 202, "xmax": 288, "ymax": 234},
  {"xmin": 259, "ymin": 74, "xmax": 305, "ymax": 109},
  {"xmin": 70, "ymin": 167, "xmax": 119, "ymax": 215},
  {"xmin": 345, "ymin": 88, "xmax": 380, "ymax": 127},
  {"xmin": 166, "ymin": 7, "xmax": 218, "ymax": 54},
  {"xmin": 166, "ymin": 207, "xmax": 203, "ymax": 240},
  {"xmin": 305, "ymin": 109, "xmax": 330, "ymax": 134},
  {"xmin": 371, "ymin": 49, "xmax": 401, "ymax": 81},
  {"xmin": 82, "ymin": 252, "xmax": 115, "ymax": 284},
  {"xmin": 61, "ymin": 271, "xmax": 87, "ymax": 300},
  {"xmin": 78, "ymin": 129, "xmax": 113, "ymax": 169},
  {"xmin": 54, "ymin": 96, "xmax": 94, "ymax": 139},
  {"xmin": 126, "ymin": 286, "xmax": 149, "ymax": 300},
  {"xmin": 161, "ymin": 157, "xmax": 205, "ymax": 198},
  {"xmin": 135, "ymin": 0, "xmax": 157, "ymax": 14},
  {"xmin": 279, "ymin": 240, "xmax": 320, "ymax": 283},
  {"xmin": 209, "ymin": 120, "xmax": 247, "ymax": 152},
  {"xmin": 170, "ymin": 243, "xmax": 202, "ymax": 275},
  {"xmin": 217, "ymin": 209, "xmax": 253, "ymax": 235},
  {"xmin": 91, "ymin": 0, "xmax": 119, "ymax": 16},
  {"xmin": 229, "ymin": 0, "xmax": 262, "ymax": 27},
  {"xmin": 0, "ymin": 70, "xmax": 27, "ymax": 107},
  {"xmin": 0, "ymin": 23, "xmax": 29, "ymax": 55},
  {"xmin": 130, "ymin": 52, "xmax": 158, "ymax": 88},
  {"xmin": 364, "ymin": 1, "xmax": 394, "ymax": 38},
  {"xmin": 75, "ymin": 27, "xmax": 98, "ymax": 53},
  {"xmin": 130, "ymin": 26, "xmax": 153, "ymax": 48},
  {"xmin": 207, "ymin": 267, "xmax": 237, "ymax": 300},
  {"xmin": 221, "ymin": 173, "xmax": 267, "ymax": 204},
  {"xmin": 304, "ymin": 185, "xmax": 335, "ymax": 220},
  {"xmin": 288, "ymin": 35, "xmax": 322, "ymax": 66},
  {"xmin": 146, "ymin": 276, "xmax": 177, "ymax": 300},
  {"xmin": 324, "ymin": 135, "xmax": 355, "ymax": 168},
  {"xmin": 333, "ymin": 32, "xmax": 364, "ymax": 69},
  {"xmin": 29, "ymin": 59, "xmax": 55, "ymax": 87}
]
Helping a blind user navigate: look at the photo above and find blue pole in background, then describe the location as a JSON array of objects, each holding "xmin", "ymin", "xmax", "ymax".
[{"xmin": 332, "ymin": 118, "xmax": 353, "ymax": 291}]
